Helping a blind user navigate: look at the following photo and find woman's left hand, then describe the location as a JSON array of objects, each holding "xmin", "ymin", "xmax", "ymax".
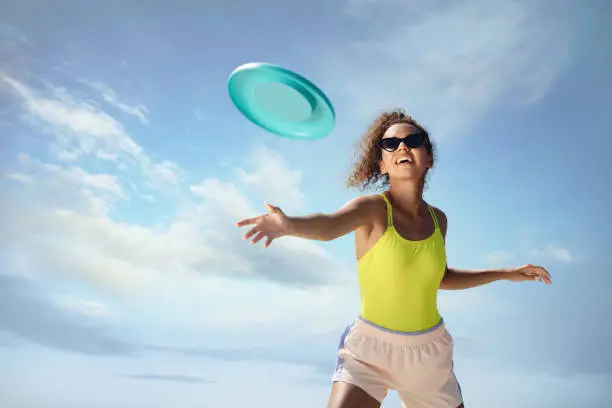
[{"xmin": 505, "ymin": 264, "xmax": 552, "ymax": 284}]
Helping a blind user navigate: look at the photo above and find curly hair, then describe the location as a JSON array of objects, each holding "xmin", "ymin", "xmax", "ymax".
[{"xmin": 347, "ymin": 109, "xmax": 436, "ymax": 191}]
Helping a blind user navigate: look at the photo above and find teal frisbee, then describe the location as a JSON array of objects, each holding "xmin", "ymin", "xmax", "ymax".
[{"xmin": 228, "ymin": 62, "xmax": 335, "ymax": 140}]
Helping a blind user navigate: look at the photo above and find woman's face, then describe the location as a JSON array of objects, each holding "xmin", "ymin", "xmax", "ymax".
[{"xmin": 378, "ymin": 123, "xmax": 432, "ymax": 182}]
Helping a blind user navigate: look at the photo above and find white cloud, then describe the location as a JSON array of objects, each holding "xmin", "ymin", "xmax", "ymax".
[
  {"xmin": 235, "ymin": 144, "xmax": 306, "ymax": 212},
  {"xmin": 5, "ymin": 173, "xmax": 33, "ymax": 184},
  {"xmin": 9, "ymin": 153, "xmax": 125, "ymax": 212},
  {"xmin": 485, "ymin": 243, "xmax": 573, "ymax": 267},
  {"xmin": 4, "ymin": 76, "xmax": 135, "ymax": 154},
  {"xmin": 485, "ymin": 250, "xmax": 515, "ymax": 266},
  {"xmin": 189, "ymin": 178, "xmax": 252, "ymax": 219},
  {"xmin": 450, "ymin": 360, "xmax": 612, "ymax": 408},
  {"xmin": 529, "ymin": 244, "xmax": 573, "ymax": 263},
  {"xmin": 2, "ymin": 152, "xmax": 355, "ymax": 336},
  {"xmin": 146, "ymin": 160, "xmax": 182, "ymax": 185},
  {"xmin": 81, "ymin": 80, "xmax": 149, "ymax": 125},
  {"xmin": 3, "ymin": 141, "xmax": 351, "ymax": 309},
  {"xmin": 1, "ymin": 75, "xmax": 180, "ymax": 187},
  {"xmin": 50, "ymin": 294, "xmax": 111, "ymax": 320},
  {"xmin": 65, "ymin": 166, "xmax": 124, "ymax": 197},
  {"xmin": 148, "ymin": 273, "xmax": 358, "ymax": 336},
  {"xmin": 323, "ymin": 0, "xmax": 571, "ymax": 138}
]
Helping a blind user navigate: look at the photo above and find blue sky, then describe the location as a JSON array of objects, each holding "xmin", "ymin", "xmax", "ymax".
[{"xmin": 1, "ymin": 1, "xmax": 611, "ymax": 407}]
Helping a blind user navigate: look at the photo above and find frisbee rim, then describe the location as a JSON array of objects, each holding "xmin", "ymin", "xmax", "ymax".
[{"xmin": 228, "ymin": 62, "xmax": 335, "ymax": 140}]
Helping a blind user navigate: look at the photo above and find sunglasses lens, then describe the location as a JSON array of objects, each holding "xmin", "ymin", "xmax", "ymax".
[
  {"xmin": 380, "ymin": 133, "xmax": 426, "ymax": 151},
  {"xmin": 380, "ymin": 138, "xmax": 400, "ymax": 151},
  {"xmin": 406, "ymin": 133, "xmax": 425, "ymax": 148}
]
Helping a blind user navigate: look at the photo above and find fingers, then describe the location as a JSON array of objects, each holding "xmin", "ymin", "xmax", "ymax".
[
  {"xmin": 236, "ymin": 216, "xmax": 259, "ymax": 227},
  {"xmin": 263, "ymin": 236, "xmax": 273, "ymax": 248},
  {"xmin": 541, "ymin": 268, "xmax": 552, "ymax": 284},
  {"xmin": 237, "ymin": 201, "xmax": 279, "ymax": 227},
  {"xmin": 241, "ymin": 226, "xmax": 274, "ymax": 247},
  {"xmin": 250, "ymin": 231, "xmax": 266, "ymax": 245},
  {"xmin": 523, "ymin": 273, "xmax": 540, "ymax": 282},
  {"xmin": 250, "ymin": 232, "xmax": 275, "ymax": 247},
  {"xmin": 237, "ymin": 203, "xmax": 279, "ymax": 248},
  {"xmin": 243, "ymin": 227, "xmax": 259, "ymax": 241},
  {"xmin": 531, "ymin": 266, "xmax": 552, "ymax": 284},
  {"xmin": 523, "ymin": 265, "xmax": 552, "ymax": 284},
  {"xmin": 264, "ymin": 202, "xmax": 279, "ymax": 214}
]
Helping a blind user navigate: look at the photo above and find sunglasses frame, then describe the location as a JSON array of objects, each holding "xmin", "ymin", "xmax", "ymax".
[{"xmin": 378, "ymin": 132, "xmax": 428, "ymax": 152}]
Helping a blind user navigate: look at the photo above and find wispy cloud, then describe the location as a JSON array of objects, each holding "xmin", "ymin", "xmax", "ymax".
[
  {"xmin": 1, "ymin": 75, "xmax": 179, "ymax": 187},
  {"xmin": 6, "ymin": 153, "xmax": 125, "ymax": 215},
  {"xmin": 0, "ymin": 274, "xmax": 134, "ymax": 356},
  {"xmin": 0, "ymin": 275, "xmax": 344, "ymax": 367},
  {"xmin": 3, "ymin": 76, "xmax": 135, "ymax": 155},
  {"xmin": 122, "ymin": 373, "xmax": 212, "ymax": 384},
  {"xmin": 235, "ymin": 143, "xmax": 306, "ymax": 212},
  {"xmin": 485, "ymin": 232, "xmax": 574, "ymax": 266},
  {"xmin": 5, "ymin": 173, "xmax": 33, "ymax": 184},
  {"xmin": 528, "ymin": 244, "xmax": 573, "ymax": 263},
  {"xmin": 323, "ymin": 0, "xmax": 571, "ymax": 138},
  {"xmin": 82, "ymin": 79, "xmax": 150, "ymax": 125},
  {"xmin": 485, "ymin": 250, "xmax": 515, "ymax": 266},
  {"xmin": 50, "ymin": 294, "xmax": 111, "ymax": 320},
  {"xmin": 3, "ymin": 139, "xmax": 351, "ymax": 298}
]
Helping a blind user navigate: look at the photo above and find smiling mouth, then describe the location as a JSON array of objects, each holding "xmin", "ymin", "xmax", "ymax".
[{"xmin": 396, "ymin": 157, "xmax": 414, "ymax": 164}]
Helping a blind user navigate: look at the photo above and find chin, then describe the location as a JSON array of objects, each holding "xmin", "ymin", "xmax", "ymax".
[
  {"xmin": 391, "ymin": 167, "xmax": 423, "ymax": 178},
  {"xmin": 389, "ymin": 172, "xmax": 423, "ymax": 183}
]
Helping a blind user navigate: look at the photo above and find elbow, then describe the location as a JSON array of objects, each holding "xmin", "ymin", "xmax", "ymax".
[
  {"xmin": 321, "ymin": 231, "xmax": 342, "ymax": 242},
  {"xmin": 439, "ymin": 281, "xmax": 453, "ymax": 290},
  {"xmin": 320, "ymin": 221, "xmax": 351, "ymax": 241},
  {"xmin": 439, "ymin": 272, "xmax": 458, "ymax": 290}
]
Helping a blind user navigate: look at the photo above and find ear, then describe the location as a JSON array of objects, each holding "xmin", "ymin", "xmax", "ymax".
[
  {"xmin": 427, "ymin": 152, "xmax": 434, "ymax": 169},
  {"xmin": 379, "ymin": 160, "xmax": 387, "ymax": 175}
]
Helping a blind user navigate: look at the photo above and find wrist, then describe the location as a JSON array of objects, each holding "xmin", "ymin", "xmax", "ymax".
[
  {"xmin": 284, "ymin": 216, "xmax": 297, "ymax": 236},
  {"xmin": 494, "ymin": 269, "xmax": 511, "ymax": 280}
]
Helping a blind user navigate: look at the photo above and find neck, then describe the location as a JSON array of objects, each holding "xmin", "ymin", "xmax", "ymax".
[{"xmin": 387, "ymin": 180, "xmax": 425, "ymax": 219}]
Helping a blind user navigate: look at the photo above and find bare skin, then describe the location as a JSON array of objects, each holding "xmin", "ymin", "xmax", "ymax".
[
  {"xmin": 326, "ymin": 382, "xmax": 381, "ymax": 408},
  {"xmin": 237, "ymin": 122, "xmax": 551, "ymax": 407}
]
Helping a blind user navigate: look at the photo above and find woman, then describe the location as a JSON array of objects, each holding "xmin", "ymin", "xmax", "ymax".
[{"xmin": 237, "ymin": 110, "xmax": 552, "ymax": 408}]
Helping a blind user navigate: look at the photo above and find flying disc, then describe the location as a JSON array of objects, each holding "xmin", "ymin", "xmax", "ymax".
[{"xmin": 228, "ymin": 62, "xmax": 335, "ymax": 140}]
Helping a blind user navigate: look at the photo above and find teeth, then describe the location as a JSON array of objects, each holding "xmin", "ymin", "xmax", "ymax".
[{"xmin": 397, "ymin": 158, "xmax": 412, "ymax": 164}]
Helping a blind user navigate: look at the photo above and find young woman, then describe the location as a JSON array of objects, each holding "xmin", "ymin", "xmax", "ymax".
[{"xmin": 237, "ymin": 110, "xmax": 552, "ymax": 408}]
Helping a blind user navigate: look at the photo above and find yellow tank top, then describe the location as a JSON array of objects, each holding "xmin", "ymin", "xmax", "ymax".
[{"xmin": 357, "ymin": 192, "xmax": 447, "ymax": 332}]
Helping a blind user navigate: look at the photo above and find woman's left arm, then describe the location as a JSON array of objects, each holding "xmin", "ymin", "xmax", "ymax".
[{"xmin": 434, "ymin": 208, "xmax": 552, "ymax": 290}]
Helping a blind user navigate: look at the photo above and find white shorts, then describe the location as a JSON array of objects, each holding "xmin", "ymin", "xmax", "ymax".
[{"xmin": 332, "ymin": 317, "xmax": 463, "ymax": 408}]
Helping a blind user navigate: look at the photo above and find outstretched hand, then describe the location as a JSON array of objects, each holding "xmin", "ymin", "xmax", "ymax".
[
  {"xmin": 505, "ymin": 264, "xmax": 552, "ymax": 284},
  {"xmin": 236, "ymin": 202, "xmax": 291, "ymax": 248}
]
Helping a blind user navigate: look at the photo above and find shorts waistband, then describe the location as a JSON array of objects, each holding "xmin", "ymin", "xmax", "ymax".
[{"xmin": 351, "ymin": 316, "xmax": 447, "ymax": 345}]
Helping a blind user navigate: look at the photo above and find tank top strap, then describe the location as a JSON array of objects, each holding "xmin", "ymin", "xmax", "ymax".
[
  {"xmin": 380, "ymin": 192, "xmax": 393, "ymax": 227},
  {"xmin": 427, "ymin": 205, "xmax": 440, "ymax": 230}
]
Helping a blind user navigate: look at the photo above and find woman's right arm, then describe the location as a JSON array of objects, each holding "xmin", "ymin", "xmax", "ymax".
[
  {"xmin": 236, "ymin": 195, "xmax": 378, "ymax": 247},
  {"xmin": 286, "ymin": 195, "xmax": 377, "ymax": 241}
]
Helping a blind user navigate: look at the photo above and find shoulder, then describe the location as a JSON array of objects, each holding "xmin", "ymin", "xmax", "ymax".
[
  {"xmin": 340, "ymin": 193, "xmax": 387, "ymax": 220},
  {"xmin": 345, "ymin": 193, "xmax": 386, "ymax": 209},
  {"xmin": 428, "ymin": 204, "xmax": 448, "ymax": 237}
]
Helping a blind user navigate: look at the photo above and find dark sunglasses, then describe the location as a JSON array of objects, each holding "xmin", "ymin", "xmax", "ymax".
[{"xmin": 378, "ymin": 132, "xmax": 427, "ymax": 152}]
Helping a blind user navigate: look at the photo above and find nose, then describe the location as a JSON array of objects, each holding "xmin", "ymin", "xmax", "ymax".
[{"xmin": 397, "ymin": 141, "xmax": 410, "ymax": 151}]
